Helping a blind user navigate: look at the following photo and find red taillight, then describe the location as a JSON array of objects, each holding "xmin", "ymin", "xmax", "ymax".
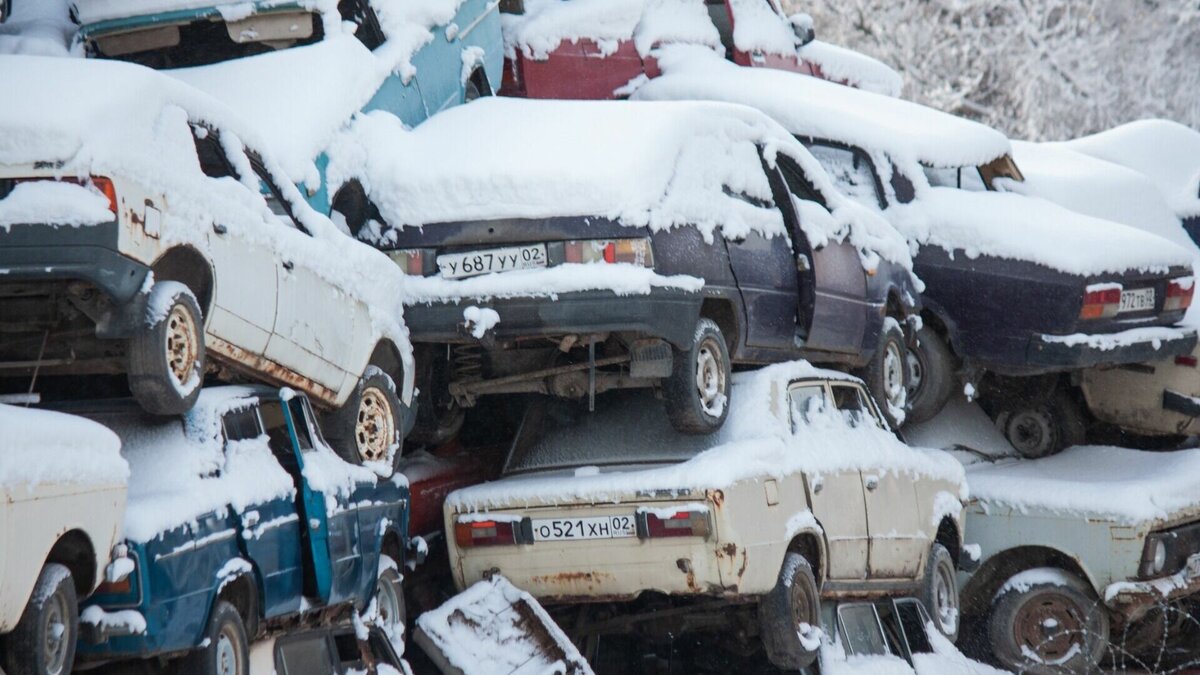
[
  {"xmin": 637, "ymin": 509, "xmax": 711, "ymax": 539},
  {"xmin": 1166, "ymin": 277, "xmax": 1194, "ymax": 312},
  {"xmin": 1079, "ymin": 283, "xmax": 1122, "ymax": 320},
  {"xmin": 387, "ymin": 249, "xmax": 427, "ymax": 275},
  {"xmin": 564, "ymin": 238, "xmax": 654, "ymax": 267},
  {"xmin": 1177, "ymin": 355, "xmax": 1198, "ymax": 368},
  {"xmin": 455, "ymin": 519, "xmax": 518, "ymax": 548}
]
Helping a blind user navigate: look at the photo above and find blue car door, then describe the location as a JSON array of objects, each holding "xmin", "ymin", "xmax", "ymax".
[{"xmin": 280, "ymin": 396, "xmax": 337, "ymax": 604}]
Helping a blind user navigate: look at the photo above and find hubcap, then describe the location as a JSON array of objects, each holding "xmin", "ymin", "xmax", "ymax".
[
  {"xmin": 694, "ymin": 338, "xmax": 726, "ymax": 418},
  {"xmin": 934, "ymin": 559, "xmax": 959, "ymax": 635},
  {"xmin": 906, "ymin": 351, "xmax": 925, "ymax": 396},
  {"xmin": 1006, "ymin": 411, "xmax": 1056, "ymax": 458},
  {"xmin": 1013, "ymin": 593, "xmax": 1086, "ymax": 663},
  {"xmin": 215, "ymin": 627, "xmax": 241, "ymax": 675},
  {"xmin": 375, "ymin": 574, "xmax": 405, "ymax": 636},
  {"xmin": 355, "ymin": 386, "xmax": 396, "ymax": 463},
  {"xmin": 165, "ymin": 303, "xmax": 198, "ymax": 385},
  {"xmin": 43, "ymin": 590, "xmax": 69, "ymax": 675},
  {"xmin": 882, "ymin": 342, "xmax": 906, "ymax": 408}
]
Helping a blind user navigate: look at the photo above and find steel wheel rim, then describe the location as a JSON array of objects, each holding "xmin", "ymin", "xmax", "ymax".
[
  {"xmin": 355, "ymin": 386, "xmax": 395, "ymax": 463},
  {"xmin": 1008, "ymin": 411, "xmax": 1054, "ymax": 457},
  {"xmin": 376, "ymin": 574, "xmax": 405, "ymax": 635},
  {"xmin": 790, "ymin": 574, "xmax": 816, "ymax": 634},
  {"xmin": 165, "ymin": 303, "xmax": 198, "ymax": 385},
  {"xmin": 694, "ymin": 338, "xmax": 726, "ymax": 417},
  {"xmin": 1013, "ymin": 592, "xmax": 1086, "ymax": 662},
  {"xmin": 882, "ymin": 341, "xmax": 906, "ymax": 407},
  {"xmin": 43, "ymin": 590, "xmax": 69, "ymax": 675},
  {"xmin": 215, "ymin": 626, "xmax": 242, "ymax": 675},
  {"xmin": 934, "ymin": 558, "xmax": 959, "ymax": 635},
  {"xmin": 906, "ymin": 350, "xmax": 924, "ymax": 396}
]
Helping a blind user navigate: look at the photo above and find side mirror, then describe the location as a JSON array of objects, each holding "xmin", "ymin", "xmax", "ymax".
[{"xmin": 789, "ymin": 13, "xmax": 816, "ymax": 46}]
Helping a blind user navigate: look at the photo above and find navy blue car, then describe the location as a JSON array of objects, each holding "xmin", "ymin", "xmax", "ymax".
[{"xmin": 71, "ymin": 387, "xmax": 411, "ymax": 675}]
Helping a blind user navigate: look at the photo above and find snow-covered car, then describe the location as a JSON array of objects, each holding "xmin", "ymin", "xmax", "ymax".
[
  {"xmin": 443, "ymin": 362, "xmax": 969, "ymax": 671},
  {"xmin": 632, "ymin": 48, "xmax": 1199, "ymax": 456},
  {"xmin": 0, "ymin": 404, "xmax": 128, "ymax": 675},
  {"xmin": 330, "ymin": 97, "xmax": 921, "ymax": 437},
  {"xmin": 75, "ymin": 0, "xmax": 504, "ymax": 217},
  {"xmin": 499, "ymin": 0, "xmax": 900, "ymax": 100},
  {"xmin": 70, "ymin": 387, "xmax": 411, "ymax": 675},
  {"xmin": 249, "ymin": 623, "xmax": 405, "ymax": 675},
  {"xmin": 950, "ymin": 443, "xmax": 1200, "ymax": 674},
  {"xmin": 0, "ymin": 57, "xmax": 415, "ymax": 468}
]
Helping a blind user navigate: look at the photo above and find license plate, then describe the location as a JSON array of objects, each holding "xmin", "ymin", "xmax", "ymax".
[
  {"xmin": 531, "ymin": 515, "xmax": 637, "ymax": 542},
  {"xmin": 1187, "ymin": 553, "xmax": 1200, "ymax": 579},
  {"xmin": 438, "ymin": 244, "xmax": 546, "ymax": 279},
  {"xmin": 1119, "ymin": 288, "xmax": 1156, "ymax": 313}
]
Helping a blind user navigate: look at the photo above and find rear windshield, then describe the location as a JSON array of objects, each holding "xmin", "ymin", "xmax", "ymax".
[{"xmin": 503, "ymin": 391, "xmax": 717, "ymax": 475}]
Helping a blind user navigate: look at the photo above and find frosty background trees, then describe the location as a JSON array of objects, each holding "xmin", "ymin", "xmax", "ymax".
[{"xmin": 790, "ymin": 0, "xmax": 1200, "ymax": 140}]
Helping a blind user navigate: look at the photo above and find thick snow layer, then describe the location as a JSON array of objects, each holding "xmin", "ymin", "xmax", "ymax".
[
  {"xmin": 634, "ymin": 45, "xmax": 1010, "ymax": 170},
  {"xmin": 0, "ymin": 404, "xmax": 129, "ymax": 489},
  {"xmin": 415, "ymin": 575, "xmax": 593, "ymax": 675},
  {"xmin": 1065, "ymin": 120, "xmax": 1200, "ymax": 219},
  {"xmin": 0, "ymin": 180, "xmax": 114, "ymax": 231},
  {"xmin": 370, "ymin": 0, "xmax": 471, "ymax": 83},
  {"xmin": 80, "ymin": 606, "xmax": 147, "ymax": 635},
  {"xmin": 72, "ymin": 0, "xmax": 320, "ymax": 24},
  {"xmin": 0, "ymin": 0, "xmax": 73, "ymax": 56},
  {"xmin": 447, "ymin": 361, "xmax": 964, "ymax": 511},
  {"xmin": 634, "ymin": 0, "xmax": 722, "ymax": 56},
  {"xmin": 796, "ymin": 40, "xmax": 902, "ymax": 97},
  {"xmin": 404, "ymin": 264, "xmax": 703, "ymax": 305},
  {"xmin": 727, "ymin": 0, "xmax": 796, "ymax": 59},
  {"xmin": 500, "ymin": 0, "xmax": 643, "ymax": 59}
]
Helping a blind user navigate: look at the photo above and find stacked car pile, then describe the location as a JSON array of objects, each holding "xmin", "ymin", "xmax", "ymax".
[{"xmin": 3, "ymin": 0, "xmax": 1200, "ymax": 674}]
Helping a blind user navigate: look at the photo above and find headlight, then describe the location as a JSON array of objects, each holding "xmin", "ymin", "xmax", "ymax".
[
  {"xmin": 1153, "ymin": 540, "xmax": 1168, "ymax": 575},
  {"xmin": 1140, "ymin": 533, "xmax": 1175, "ymax": 578}
]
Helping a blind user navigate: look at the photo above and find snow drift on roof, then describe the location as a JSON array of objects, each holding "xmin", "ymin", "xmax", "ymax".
[
  {"xmin": 0, "ymin": 404, "xmax": 129, "ymax": 489},
  {"xmin": 634, "ymin": 0, "xmax": 721, "ymax": 56},
  {"xmin": 634, "ymin": 45, "xmax": 1009, "ymax": 169},
  {"xmin": 72, "ymin": 0, "xmax": 341, "ymax": 31},
  {"xmin": 796, "ymin": 39, "xmax": 902, "ymax": 97},
  {"xmin": 727, "ymin": 0, "xmax": 796, "ymax": 58},
  {"xmin": 0, "ymin": 0, "xmax": 74, "ymax": 56},
  {"xmin": 501, "ymin": 0, "xmax": 643, "ymax": 60}
]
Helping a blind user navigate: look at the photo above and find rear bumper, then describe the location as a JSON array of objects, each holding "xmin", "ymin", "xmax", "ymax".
[
  {"xmin": 404, "ymin": 288, "xmax": 703, "ymax": 349},
  {"xmin": 0, "ymin": 221, "xmax": 147, "ymax": 306},
  {"xmin": 1027, "ymin": 326, "xmax": 1197, "ymax": 369}
]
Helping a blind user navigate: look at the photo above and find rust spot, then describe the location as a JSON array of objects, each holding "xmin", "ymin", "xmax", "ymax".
[
  {"xmin": 722, "ymin": 542, "xmax": 737, "ymax": 558},
  {"xmin": 529, "ymin": 571, "xmax": 614, "ymax": 591},
  {"xmin": 708, "ymin": 489, "xmax": 725, "ymax": 509},
  {"xmin": 207, "ymin": 337, "xmax": 338, "ymax": 406},
  {"xmin": 737, "ymin": 549, "xmax": 748, "ymax": 582}
]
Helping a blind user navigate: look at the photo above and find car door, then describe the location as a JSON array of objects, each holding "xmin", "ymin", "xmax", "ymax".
[
  {"xmin": 277, "ymin": 395, "xmax": 336, "ymax": 605},
  {"xmin": 789, "ymin": 381, "xmax": 870, "ymax": 580},
  {"xmin": 191, "ymin": 125, "xmax": 277, "ymax": 353},
  {"xmin": 830, "ymin": 383, "xmax": 924, "ymax": 579}
]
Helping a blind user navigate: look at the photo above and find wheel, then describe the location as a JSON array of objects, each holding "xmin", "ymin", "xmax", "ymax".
[
  {"xmin": 919, "ymin": 543, "xmax": 960, "ymax": 642},
  {"xmin": 758, "ymin": 552, "xmax": 821, "ymax": 671},
  {"xmin": 663, "ymin": 318, "xmax": 731, "ymax": 435},
  {"xmin": 372, "ymin": 555, "xmax": 407, "ymax": 648},
  {"xmin": 128, "ymin": 281, "xmax": 205, "ymax": 416},
  {"xmin": 176, "ymin": 600, "xmax": 248, "ymax": 675},
  {"xmin": 905, "ymin": 325, "xmax": 955, "ymax": 425},
  {"xmin": 0, "ymin": 563, "xmax": 77, "ymax": 675},
  {"xmin": 324, "ymin": 367, "xmax": 404, "ymax": 473},
  {"xmin": 995, "ymin": 390, "xmax": 1086, "ymax": 459},
  {"xmin": 407, "ymin": 347, "xmax": 465, "ymax": 448},
  {"xmin": 988, "ymin": 568, "xmax": 1109, "ymax": 675},
  {"xmin": 856, "ymin": 319, "xmax": 909, "ymax": 428}
]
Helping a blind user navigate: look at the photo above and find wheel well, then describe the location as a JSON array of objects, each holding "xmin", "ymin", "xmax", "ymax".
[
  {"xmin": 371, "ymin": 341, "xmax": 405, "ymax": 383},
  {"xmin": 700, "ymin": 298, "xmax": 740, "ymax": 354},
  {"xmin": 217, "ymin": 573, "xmax": 260, "ymax": 639},
  {"xmin": 787, "ymin": 533, "xmax": 825, "ymax": 586},
  {"xmin": 47, "ymin": 530, "xmax": 96, "ymax": 598},
  {"xmin": 152, "ymin": 247, "xmax": 214, "ymax": 317},
  {"xmin": 886, "ymin": 290, "xmax": 906, "ymax": 319},
  {"xmin": 959, "ymin": 546, "xmax": 1092, "ymax": 619},
  {"xmin": 935, "ymin": 517, "xmax": 961, "ymax": 567}
]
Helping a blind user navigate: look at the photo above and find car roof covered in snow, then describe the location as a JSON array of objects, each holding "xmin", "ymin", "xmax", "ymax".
[
  {"xmin": 633, "ymin": 44, "xmax": 1009, "ymax": 169},
  {"xmin": 1, "ymin": 403, "xmax": 129, "ymax": 489}
]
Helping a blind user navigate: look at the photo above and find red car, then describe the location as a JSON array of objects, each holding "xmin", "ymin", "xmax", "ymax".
[{"xmin": 401, "ymin": 439, "xmax": 504, "ymax": 539}]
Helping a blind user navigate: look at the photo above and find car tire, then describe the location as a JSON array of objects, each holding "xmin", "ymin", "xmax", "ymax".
[
  {"xmin": 857, "ymin": 319, "xmax": 909, "ymax": 428},
  {"xmin": 324, "ymin": 367, "xmax": 404, "ymax": 474},
  {"xmin": 176, "ymin": 600, "xmax": 249, "ymax": 675},
  {"xmin": 0, "ymin": 563, "xmax": 77, "ymax": 675},
  {"xmin": 988, "ymin": 568, "xmax": 1109, "ymax": 675},
  {"xmin": 995, "ymin": 390, "xmax": 1086, "ymax": 459},
  {"xmin": 905, "ymin": 325, "xmax": 955, "ymax": 425},
  {"xmin": 758, "ymin": 552, "xmax": 821, "ymax": 671},
  {"xmin": 372, "ymin": 555, "xmax": 407, "ymax": 646},
  {"xmin": 128, "ymin": 281, "xmax": 205, "ymax": 416},
  {"xmin": 919, "ymin": 543, "xmax": 960, "ymax": 642},
  {"xmin": 663, "ymin": 318, "xmax": 731, "ymax": 435}
]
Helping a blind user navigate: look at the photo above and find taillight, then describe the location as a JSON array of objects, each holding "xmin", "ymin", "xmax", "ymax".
[
  {"xmin": 387, "ymin": 249, "xmax": 431, "ymax": 276},
  {"xmin": 12, "ymin": 176, "xmax": 117, "ymax": 214},
  {"xmin": 564, "ymin": 238, "xmax": 654, "ymax": 267},
  {"xmin": 1079, "ymin": 283, "xmax": 1122, "ymax": 320},
  {"xmin": 1166, "ymin": 277, "xmax": 1194, "ymax": 312},
  {"xmin": 636, "ymin": 508, "xmax": 711, "ymax": 539},
  {"xmin": 455, "ymin": 518, "xmax": 521, "ymax": 548},
  {"xmin": 1176, "ymin": 355, "xmax": 1198, "ymax": 368}
]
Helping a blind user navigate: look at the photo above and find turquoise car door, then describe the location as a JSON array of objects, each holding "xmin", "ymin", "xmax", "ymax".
[{"xmin": 280, "ymin": 396, "xmax": 335, "ymax": 604}]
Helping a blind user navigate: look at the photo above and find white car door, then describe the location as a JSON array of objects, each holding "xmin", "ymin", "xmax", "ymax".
[{"xmin": 829, "ymin": 383, "xmax": 925, "ymax": 579}]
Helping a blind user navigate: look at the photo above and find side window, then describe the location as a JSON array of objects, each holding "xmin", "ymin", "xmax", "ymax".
[
  {"xmin": 259, "ymin": 401, "xmax": 295, "ymax": 456},
  {"xmin": 788, "ymin": 383, "xmax": 828, "ymax": 431},
  {"xmin": 922, "ymin": 165, "xmax": 987, "ymax": 192},
  {"xmin": 959, "ymin": 167, "xmax": 987, "ymax": 191},
  {"xmin": 192, "ymin": 126, "xmax": 237, "ymax": 180},
  {"xmin": 831, "ymin": 383, "xmax": 871, "ymax": 428},
  {"xmin": 889, "ymin": 162, "xmax": 915, "ymax": 204},
  {"xmin": 222, "ymin": 406, "xmax": 263, "ymax": 442},
  {"xmin": 247, "ymin": 156, "xmax": 310, "ymax": 235},
  {"xmin": 275, "ymin": 635, "xmax": 337, "ymax": 675},
  {"xmin": 777, "ymin": 155, "xmax": 827, "ymax": 207},
  {"xmin": 893, "ymin": 599, "xmax": 934, "ymax": 655},
  {"xmin": 287, "ymin": 398, "xmax": 316, "ymax": 453},
  {"xmin": 338, "ymin": 0, "xmax": 385, "ymax": 50},
  {"xmin": 806, "ymin": 143, "xmax": 884, "ymax": 209},
  {"xmin": 838, "ymin": 604, "xmax": 889, "ymax": 656}
]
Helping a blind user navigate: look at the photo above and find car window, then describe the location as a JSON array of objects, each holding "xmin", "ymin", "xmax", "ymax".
[
  {"xmin": 222, "ymin": 406, "xmax": 263, "ymax": 443},
  {"xmin": 777, "ymin": 155, "xmax": 828, "ymax": 207},
  {"xmin": 889, "ymin": 162, "xmax": 915, "ymax": 205},
  {"xmin": 839, "ymin": 604, "xmax": 889, "ymax": 656},
  {"xmin": 922, "ymin": 165, "xmax": 988, "ymax": 192},
  {"xmin": 893, "ymin": 599, "xmax": 934, "ymax": 655},
  {"xmin": 191, "ymin": 126, "xmax": 237, "ymax": 180},
  {"xmin": 788, "ymin": 383, "xmax": 828, "ymax": 431},
  {"xmin": 338, "ymin": 0, "xmax": 386, "ymax": 50},
  {"xmin": 806, "ymin": 143, "xmax": 884, "ymax": 208},
  {"xmin": 287, "ymin": 398, "xmax": 316, "ymax": 453},
  {"xmin": 247, "ymin": 156, "xmax": 309, "ymax": 235},
  {"xmin": 830, "ymin": 383, "xmax": 882, "ymax": 429},
  {"xmin": 276, "ymin": 634, "xmax": 336, "ymax": 675}
]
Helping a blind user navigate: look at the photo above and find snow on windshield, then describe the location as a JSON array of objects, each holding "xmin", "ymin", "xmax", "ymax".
[{"xmin": 0, "ymin": 403, "xmax": 129, "ymax": 489}]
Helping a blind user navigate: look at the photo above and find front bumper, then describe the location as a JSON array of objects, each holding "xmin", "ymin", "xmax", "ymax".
[
  {"xmin": 404, "ymin": 287, "xmax": 703, "ymax": 349},
  {"xmin": 1027, "ymin": 326, "xmax": 1197, "ymax": 369},
  {"xmin": 1106, "ymin": 572, "xmax": 1200, "ymax": 623}
]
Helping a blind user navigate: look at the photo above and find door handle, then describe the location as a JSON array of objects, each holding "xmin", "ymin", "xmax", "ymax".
[
  {"xmin": 282, "ymin": 260, "xmax": 294, "ymax": 271},
  {"xmin": 865, "ymin": 475, "xmax": 880, "ymax": 491},
  {"xmin": 212, "ymin": 223, "xmax": 228, "ymax": 235}
]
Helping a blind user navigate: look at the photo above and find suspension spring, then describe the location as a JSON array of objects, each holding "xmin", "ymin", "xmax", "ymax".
[{"xmin": 451, "ymin": 343, "xmax": 483, "ymax": 382}]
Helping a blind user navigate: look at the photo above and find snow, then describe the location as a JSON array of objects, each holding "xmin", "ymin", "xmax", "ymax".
[
  {"xmin": 447, "ymin": 361, "xmax": 964, "ymax": 512},
  {"xmin": 0, "ymin": 404, "xmax": 129, "ymax": 489},
  {"xmin": 80, "ymin": 606, "xmax": 147, "ymax": 635},
  {"xmin": 461, "ymin": 306, "xmax": 500, "ymax": 339},
  {"xmin": 796, "ymin": 40, "xmax": 902, "ymax": 97},
  {"xmin": 634, "ymin": 0, "xmax": 721, "ymax": 56},
  {"xmin": 997, "ymin": 567, "xmax": 1082, "ymax": 596},
  {"xmin": 0, "ymin": 179, "xmax": 114, "ymax": 231},
  {"xmin": 415, "ymin": 575, "xmax": 593, "ymax": 675},
  {"xmin": 1040, "ymin": 326, "xmax": 1189, "ymax": 351},
  {"xmin": 0, "ymin": 0, "xmax": 74, "ymax": 57},
  {"xmin": 501, "ymin": 0, "xmax": 643, "ymax": 60},
  {"xmin": 405, "ymin": 263, "xmax": 704, "ymax": 306},
  {"xmin": 726, "ymin": 0, "xmax": 797, "ymax": 59}
]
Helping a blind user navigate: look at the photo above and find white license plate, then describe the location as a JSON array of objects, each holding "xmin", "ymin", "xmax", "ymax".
[
  {"xmin": 1119, "ymin": 288, "xmax": 1156, "ymax": 313},
  {"xmin": 1187, "ymin": 553, "xmax": 1200, "ymax": 579},
  {"xmin": 531, "ymin": 515, "xmax": 637, "ymax": 542},
  {"xmin": 438, "ymin": 244, "xmax": 546, "ymax": 279}
]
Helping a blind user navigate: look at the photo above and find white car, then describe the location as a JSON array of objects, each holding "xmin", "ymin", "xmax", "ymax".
[
  {"xmin": 0, "ymin": 404, "xmax": 129, "ymax": 675},
  {"xmin": 0, "ymin": 56, "xmax": 415, "ymax": 468},
  {"xmin": 443, "ymin": 361, "xmax": 969, "ymax": 671}
]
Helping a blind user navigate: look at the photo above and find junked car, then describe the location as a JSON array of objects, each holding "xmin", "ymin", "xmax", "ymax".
[
  {"xmin": 632, "ymin": 48, "xmax": 1198, "ymax": 456},
  {"xmin": 442, "ymin": 361, "xmax": 969, "ymax": 670},
  {"xmin": 249, "ymin": 623, "xmax": 406, "ymax": 675},
  {"xmin": 0, "ymin": 57, "xmax": 414, "ymax": 468},
  {"xmin": 69, "ymin": 386, "xmax": 411, "ymax": 675},
  {"xmin": 0, "ymin": 404, "xmax": 128, "ymax": 675},
  {"xmin": 331, "ymin": 97, "xmax": 921, "ymax": 437}
]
